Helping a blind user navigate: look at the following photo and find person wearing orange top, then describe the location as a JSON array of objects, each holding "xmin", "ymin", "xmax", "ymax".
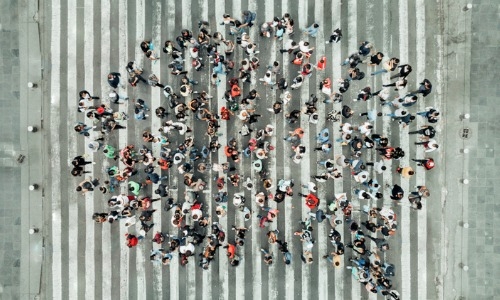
[
  {"xmin": 317, "ymin": 56, "xmax": 326, "ymax": 70},
  {"xmin": 224, "ymin": 243, "xmax": 236, "ymax": 259},
  {"xmin": 298, "ymin": 192, "xmax": 320, "ymax": 209}
]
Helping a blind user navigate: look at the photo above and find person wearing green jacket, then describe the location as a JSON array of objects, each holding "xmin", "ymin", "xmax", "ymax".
[
  {"xmin": 103, "ymin": 144, "xmax": 119, "ymax": 160},
  {"xmin": 128, "ymin": 180, "xmax": 141, "ymax": 196}
]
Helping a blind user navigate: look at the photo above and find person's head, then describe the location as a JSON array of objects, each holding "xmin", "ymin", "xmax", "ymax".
[
  {"xmin": 313, "ymin": 23, "xmax": 319, "ymax": 28},
  {"xmin": 291, "ymin": 41, "xmax": 297, "ymax": 46},
  {"xmin": 401, "ymin": 111, "xmax": 407, "ymax": 115},
  {"xmin": 238, "ymin": 240, "xmax": 244, "ymax": 246},
  {"xmin": 409, "ymin": 171, "xmax": 415, "ymax": 175},
  {"xmin": 76, "ymin": 186, "xmax": 82, "ymax": 192}
]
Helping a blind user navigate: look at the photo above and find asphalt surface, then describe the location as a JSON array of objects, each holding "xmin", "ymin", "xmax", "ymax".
[{"xmin": 4, "ymin": 0, "xmax": 497, "ymax": 300}]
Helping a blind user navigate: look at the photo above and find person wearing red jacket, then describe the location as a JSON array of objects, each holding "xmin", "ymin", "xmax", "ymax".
[
  {"xmin": 412, "ymin": 158, "xmax": 435, "ymax": 170},
  {"xmin": 125, "ymin": 233, "xmax": 139, "ymax": 248},
  {"xmin": 298, "ymin": 192, "xmax": 320, "ymax": 209}
]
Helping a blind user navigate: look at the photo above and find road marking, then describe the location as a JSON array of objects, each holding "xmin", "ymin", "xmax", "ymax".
[
  {"xmin": 50, "ymin": 0, "xmax": 62, "ymax": 297},
  {"xmin": 150, "ymin": 1, "xmax": 164, "ymax": 299},
  {"xmin": 66, "ymin": 0, "xmax": 79, "ymax": 299},
  {"xmin": 100, "ymin": 0, "xmax": 113, "ymax": 298},
  {"xmin": 329, "ymin": 1, "xmax": 345, "ymax": 298},
  {"xmin": 398, "ymin": 0, "xmax": 411, "ymax": 299},
  {"xmin": 312, "ymin": 0, "xmax": 329, "ymax": 299},
  {"xmin": 297, "ymin": 1, "xmax": 312, "ymax": 299},
  {"xmin": 279, "ymin": 1, "xmax": 296, "ymax": 299},
  {"xmin": 415, "ymin": 1, "xmax": 428, "ymax": 299},
  {"xmin": 83, "ymin": 0, "xmax": 96, "ymax": 299}
]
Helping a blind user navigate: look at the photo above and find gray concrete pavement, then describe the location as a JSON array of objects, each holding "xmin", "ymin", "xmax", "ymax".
[
  {"xmin": 7, "ymin": 0, "xmax": 498, "ymax": 299},
  {"xmin": 0, "ymin": 0, "xmax": 22, "ymax": 299}
]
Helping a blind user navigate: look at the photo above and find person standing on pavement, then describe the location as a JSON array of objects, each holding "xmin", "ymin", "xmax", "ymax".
[
  {"xmin": 408, "ymin": 125, "xmax": 436, "ymax": 138},
  {"xmin": 107, "ymin": 72, "xmax": 125, "ymax": 89},
  {"xmin": 326, "ymin": 28, "xmax": 342, "ymax": 44},
  {"xmin": 412, "ymin": 158, "xmax": 435, "ymax": 170}
]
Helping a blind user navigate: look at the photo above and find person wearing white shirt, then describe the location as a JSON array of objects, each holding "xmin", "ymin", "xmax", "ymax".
[
  {"xmin": 415, "ymin": 138, "xmax": 439, "ymax": 152},
  {"xmin": 366, "ymin": 160, "xmax": 387, "ymax": 174}
]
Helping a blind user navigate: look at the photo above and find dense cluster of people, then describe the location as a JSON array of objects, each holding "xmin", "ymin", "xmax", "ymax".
[{"xmin": 72, "ymin": 9, "xmax": 441, "ymax": 299}]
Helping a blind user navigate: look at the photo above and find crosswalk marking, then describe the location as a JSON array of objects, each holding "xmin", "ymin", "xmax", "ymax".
[
  {"xmin": 83, "ymin": 0, "xmax": 95, "ymax": 298},
  {"xmin": 150, "ymin": 1, "xmax": 164, "ymax": 299},
  {"xmin": 415, "ymin": 1, "xmax": 429, "ymax": 299},
  {"xmin": 398, "ymin": 0, "xmax": 412, "ymax": 299},
  {"xmin": 279, "ymin": 2, "xmax": 296, "ymax": 299},
  {"xmin": 45, "ymin": 1, "xmax": 442, "ymax": 298},
  {"xmin": 66, "ymin": 0, "xmax": 79, "ymax": 298},
  {"xmin": 297, "ymin": 1, "xmax": 312, "ymax": 299},
  {"xmin": 329, "ymin": 0, "xmax": 346, "ymax": 298},
  {"xmin": 313, "ymin": 1, "xmax": 329, "ymax": 299},
  {"xmin": 50, "ymin": 0, "xmax": 62, "ymax": 298}
]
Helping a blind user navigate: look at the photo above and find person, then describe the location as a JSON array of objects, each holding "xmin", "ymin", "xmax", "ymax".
[
  {"xmin": 279, "ymin": 40, "xmax": 298, "ymax": 54},
  {"xmin": 103, "ymin": 144, "xmax": 119, "ymax": 160},
  {"xmin": 323, "ymin": 252, "xmax": 342, "ymax": 267},
  {"xmin": 390, "ymin": 64, "xmax": 412, "ymax": 79},
  {"xmin": 240, "ymin": 10, "xmax": 257, "ymax": 28},
  {"xmin": 412, "ymin": 158, "xmax": 435, "ymax": 170},
  {"xmin": 107, "ymin": 72, "xmax": 124, "ymax": 89},
  {"xmin": 414, "ymin": 138, "xmax": 439, "ymax": 152},
  {"xmin": 302, "ymin": 23, "xmax": 319, "ymax": 37},
  {"xmin": 326, "ymin": 28, "xmax": 342, "ymax": 44},
  {"xmin": 76, "ymin": 177, "xmax": 99, "ymax": 195},
  {"xmin": 260, "ymin": 248, "xmax": 273, "ymax": 265},
  {"xmin": 363, "ymin": 51, "xmax": 384, "ymax": 66},
  {"xmin": 301, "ymin": 250, "xmax": 314, "ymax": 264},
  {"xmin": 417, "ymin": 107, "xmax": 440, "ymax": 123},
  {"xmin": 390, "ymin": 184, "xmax": 404, "ymax": 201},
  {"xmin": 125, "ymin": 233, "xmax": 139, "ymax": 248},
  {"xmin": 367, "ymin": 236, "xmax": 390, "ymax": 252},
  {"xmin": 371, "ymin": 57, "xmax": 400, "ymax": 76},
  {"xmin": 408, "ymin": 125, "xmax": 436, "ymax": 138},
  {"xmin": 410, "ymin": 79, "xmax": 432, "ymax": 97},
  {"xmin": 396, "ymin": 166, "xmax": 414, "ymax": 179}
]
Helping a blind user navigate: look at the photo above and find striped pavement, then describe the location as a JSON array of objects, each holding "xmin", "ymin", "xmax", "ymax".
[{"xmin": 44, "ymin": 0, "xmax": 446, "ymax": 299}]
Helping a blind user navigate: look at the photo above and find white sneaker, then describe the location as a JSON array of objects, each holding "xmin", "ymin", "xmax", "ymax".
[
  {"xmin": 145, "ymin": 114, "xmax": 150, "ymax": 117},
  {"xmin": 325, "ymin": 41, "xmax": 330, "ymax": 44}
]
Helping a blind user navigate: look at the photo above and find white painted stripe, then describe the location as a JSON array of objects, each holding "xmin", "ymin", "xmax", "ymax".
[
  {"xmin": 363, "ymin": 2, "xmax": 377, "ymax": 300},
  {"xmin": 150, "ymin": 1, "xmax": 163, "ymax": 299},
  {"xmin": 185, "ymin": 1, "xmax": 197, "ymax": 299},
  {"xmin": 280, "ymin": 1, "xmax": 295, "ymax": 300},
  {"xmin": 312, "ymin": 1, "xmax": 328, "ymax": 299},
  {"xmin": 398, "ymin": 0, "xmax": 411, "ymax": 299},
  {"xmin": 415, "ymin": 1, "xmax": 428, "ymax": 299},
  {"xmin": 50, "ymin": 0, "xmax": 62, "ymax": 298},
  {"xmin": 212, "ymin": 1, "xmax": 236, "ymax": 299},
  {"xmin": 260, "ymin": 0, "xmax": 277, "ymax": 298},
  {"xmin": 381, "ymin": 0, "xmax": 393, "ymax": 207},
  {"xmin": 99, "ymin": 3, "xmax": 112, "ymax": 297},
  {"xmin": 203, "ymin": 1, "xmax": 222, "ymax": 299},
  {"xmin": 329, "ymin": 1, "xmax": 345, "ymax": 299},
  {"xmin": 83, "ymin": 0, "xmax": 95, "ymax": 299},
  {"xmin": 67, "ymin": 0, "xmax": 79, "ymax": 298},
  {"xmin": 346, "ymin": 0, "xmax": 360, "ymax": 298},
  {"xmin": 297, "ymin": 1, "xmax": 311, "ymax": 299}
]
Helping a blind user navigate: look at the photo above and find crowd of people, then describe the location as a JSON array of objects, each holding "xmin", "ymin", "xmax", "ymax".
[{"xmin": 71, "ymin": 9, "xmax": 441, "ymax": 299}]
